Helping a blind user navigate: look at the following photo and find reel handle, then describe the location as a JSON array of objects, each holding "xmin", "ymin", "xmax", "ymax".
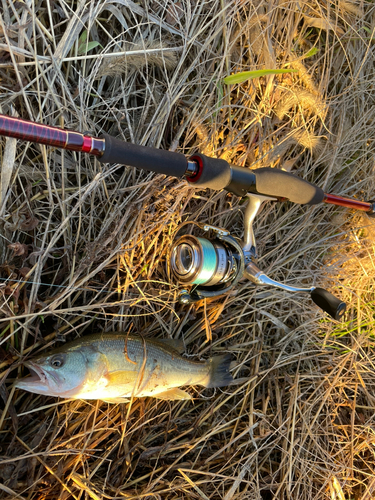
[
  {"xmin": 245, "ymin": 263, "xmax": 346, "ymax": 320},
  {"xmin": 310, "ymin": 288, "xmax": 346, "ymax": 321}
]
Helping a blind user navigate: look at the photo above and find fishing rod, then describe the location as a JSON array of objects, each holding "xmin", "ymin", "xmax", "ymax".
[{"xmin": 0, "ymin": 113, "xmax": 374, "ymax": 320}]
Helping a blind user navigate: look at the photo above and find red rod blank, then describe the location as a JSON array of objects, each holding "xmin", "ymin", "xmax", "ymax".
[
  {"xmin": 0, "ymin": 114, "xmax": 105, "ymax": 156},
  {"xmin": 324, "ymin": 193, "xmax": 372, "ymax": 211}
]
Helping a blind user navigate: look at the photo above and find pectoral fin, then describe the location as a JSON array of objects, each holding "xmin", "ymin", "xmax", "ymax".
[
  {"xmin": 154, "ymin": 388, "xmax": 192, "ymax": 401},
  {"xmin": 102, "ymin": 397, "xmax": 130, "ymax": 404},
  {"xmin": 106, "ymin": 370, "xmax": 138, "ymax": 385}
]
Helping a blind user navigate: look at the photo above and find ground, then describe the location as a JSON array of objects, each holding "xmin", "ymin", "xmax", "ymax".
[{"xmin": 0, "ymin": 1, "xmax": 375, "ymax": 499}]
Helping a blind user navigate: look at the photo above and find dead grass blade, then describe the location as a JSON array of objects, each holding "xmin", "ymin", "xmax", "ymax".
[
  {"xmin": 0, "ymin": 137, "xmax": 16, "ymax": 215},
  {"xmin": 0, "ymin": 0, "xmax": 374, "ymax": 499}
]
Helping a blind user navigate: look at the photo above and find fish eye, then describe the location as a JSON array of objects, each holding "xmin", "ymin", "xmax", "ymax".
[{"xmin": 50, "ymin": 354, "xmax": 65, "ymax": 368}]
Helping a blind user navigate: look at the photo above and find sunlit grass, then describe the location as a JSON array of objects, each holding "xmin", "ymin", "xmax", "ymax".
[{"xmin": 0, "ymin": 0, "xmax": 374, "ymax": 499}]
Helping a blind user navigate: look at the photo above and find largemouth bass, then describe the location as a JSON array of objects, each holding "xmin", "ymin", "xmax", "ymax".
[{"xmin": 15, "ymin": 334, "xmax": 233, "ymax": 402}]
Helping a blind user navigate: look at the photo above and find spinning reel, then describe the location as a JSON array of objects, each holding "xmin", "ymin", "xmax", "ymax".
[{"xmin": 170, "ymin": 194, "xmax": 347, "ymax": 321}]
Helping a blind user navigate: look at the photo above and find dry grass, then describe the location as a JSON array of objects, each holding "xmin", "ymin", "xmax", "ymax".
[{"xmin": 0, "ymin": 0, "xmax": 375, "ymax": 498}]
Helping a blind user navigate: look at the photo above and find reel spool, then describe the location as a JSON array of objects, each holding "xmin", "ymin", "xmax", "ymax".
[
  {"xmin": 170, "ymin": 235, "xmax": 234, "ymax": 286},
  {"xmin": 169, "ymin": 224, "xmax": 244, "ymax": 303}
]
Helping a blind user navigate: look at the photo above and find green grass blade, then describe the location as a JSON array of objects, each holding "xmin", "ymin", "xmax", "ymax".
[
  {"xmin": 302, "ymin": 47, "xmax": 319, "ymax": 59},
  {"xmin": 78, "ymin": 41, "xmax": 102, "ymax": 55},
  {"xmin": 223, "ymin": 68, "xmax": 298, "ymax": 85}
]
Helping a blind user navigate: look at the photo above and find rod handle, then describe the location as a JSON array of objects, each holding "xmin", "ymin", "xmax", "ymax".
[
  {"xmin": 186, "ymin": 158, "xmax": 325, "ymax": 204},
  {"xmin": 99, "ymin": 133, "xmax": 187, "ymax": 177},
  {"xmin": 253, "ymin": 167, "xmax": 324, "ymax": 205},
  {"xmin": 311, "ymin": 287, "xmax": 346, "ymax": 320}
]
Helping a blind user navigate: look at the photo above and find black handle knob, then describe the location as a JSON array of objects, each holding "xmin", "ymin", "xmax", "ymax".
[
  {"xmin": 311, "ymin": 288, "xmax": 346, "ymax": 320},
  {"xmin": 366, "ymin": 201, "xmax": 375, "ymax": 218}
]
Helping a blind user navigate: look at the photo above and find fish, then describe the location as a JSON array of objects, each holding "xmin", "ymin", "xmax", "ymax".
[{"xmin": 15, "ymin": 334, "xmax": 233, "ymax": 402}]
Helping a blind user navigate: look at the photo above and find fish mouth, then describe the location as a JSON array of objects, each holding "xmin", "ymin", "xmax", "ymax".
[{"xmin": 15, "ymin": 361, "xmax": 47, "ymax": 388}]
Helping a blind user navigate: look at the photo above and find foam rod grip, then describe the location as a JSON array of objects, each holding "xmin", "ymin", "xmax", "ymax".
[
  {"xmin": 253, "ymin": 167, "xmax": 324, "ymax": 205},
  {"xmin": 311, "ymin": 288, "xmax": 346, "ymax": 320},
  {"xmin": 187, "ymin": 153, "xmax": 232, "ymax": 191},
  {"xmin": 99, "ymin": 133, "xmax": 188, "ymax": 178}
]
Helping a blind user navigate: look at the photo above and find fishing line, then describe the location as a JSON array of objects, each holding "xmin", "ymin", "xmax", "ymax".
[
  {"xmin": 0, "ymin": 276, "xmax": 115, "ymax": 294},
  {"xmin": 0, "ymin": 277, "xmax": 175, "ymax": 295}
]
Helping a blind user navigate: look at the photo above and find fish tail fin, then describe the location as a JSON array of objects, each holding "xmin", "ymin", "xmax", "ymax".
[{"xmin": 205, "ymin": 354, "xmax": 233, "ymax": 388}]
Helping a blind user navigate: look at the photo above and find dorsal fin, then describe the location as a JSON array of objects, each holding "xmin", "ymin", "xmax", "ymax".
[{"xmin": 155, "ymin": 338, "xmax": 185, "ymax": 353}]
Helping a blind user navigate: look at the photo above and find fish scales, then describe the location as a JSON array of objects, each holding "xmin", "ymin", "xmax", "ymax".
[
  {"xmin": 15, "ymin": 334, "xmax": 233, "ymax": 402},
  {"xmin": 80, "ymin": 335, "xmax": 211, "ymax": 396}
]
